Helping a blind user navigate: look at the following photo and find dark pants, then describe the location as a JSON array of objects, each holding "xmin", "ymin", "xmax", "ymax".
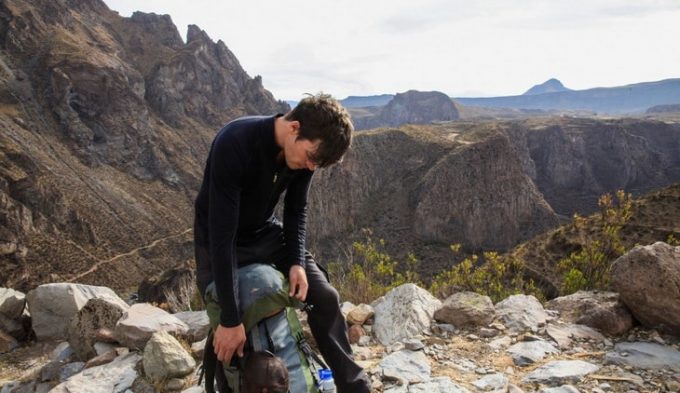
[{"xmin": 194, "ymin": 220, "xmax": 370, "ymax": 393}]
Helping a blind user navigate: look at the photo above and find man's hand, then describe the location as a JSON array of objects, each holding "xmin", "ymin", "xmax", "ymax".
[
  {"xmin": 213, "ymin": 324, "xmax": 246, "ymax": 364},
  {"xmin": 289, "ymin": 265, "xmax": 308, "ymax": 301}
]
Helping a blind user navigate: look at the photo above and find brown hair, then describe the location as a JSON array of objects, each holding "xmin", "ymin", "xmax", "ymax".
[
  {"xmin": 241, "ymin": 351, "xmax": 289, "ymax": 393},
  {"xmin": 285, "ymin": 92, "xmax": 353, "ymax": 167}
]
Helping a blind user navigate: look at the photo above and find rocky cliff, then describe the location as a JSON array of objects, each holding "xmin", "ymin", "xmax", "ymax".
[
  {"xmin": 307, "ymin": 118, "xmax": 680, "ymax": 276},
  {"xmin": 351, "ymin": 90, "xmax": 459, "ymax": 130},
  {"xmin": 0, "ymin": 0, "xmax": 287, "ymax": 291}
]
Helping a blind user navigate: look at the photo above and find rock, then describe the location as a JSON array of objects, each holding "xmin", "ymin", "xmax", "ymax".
[
  {"xmin": 434, "ymin": 291, "xmax": 495, "ymax": 327},
  {"xmin": 347, "ymin": 303, "xmax": 374, "ymax": 326},
  {"xmin": 191, "ymin": 338, "xmax": 207, "ymax": 359},
  {"xmin": 50, "ymin": 352, "xmax": 142, "ymax": 392},
  {"xmin": 472, "ymin": 373, "xmax": 508, "ymax": 391},
  {"xmin": 403, "ymin": 338, "xmax": 424, "ymax": 351},
  {"xmin": 181, "ymin": 387, "xmax": 205, "ymax": 393},
  {"xmin": 409, "ymin": 377, "xmax": 470, "ymax": 393},
  {"xmin": 508, "ymin": 384, "xmax": 525, "ymax": 393},
  {"xmin": 142, "ymin": 330, "xmax": 196, "ymax": 382},
  {"xmin": 431, "ymin": 323, "xmax": 457, "ymax": 336},
  {"xmin": 349, "ymin": 324, "xmax": 366, "ymax": 344},
  {"xmin": 494, "ymin": 295, "xmax": 547, "ymax": 332},
  {"xmin": 538, "ymin": 386, "xmax": 581, "ymax": 393},
  {"xmin": 358, "ymin": 336, "xmax": 371, "ymax": 346},
  {"xmin": 489, "ymin": 336, "xmax": 512, "ymax": 350},
  {"xmin": 114, "ymin": 303, "xmax": 189, "ymax": 350},
  {"xmin": 479, "ymin": 328, "xmax": 499, "ymax": 338},
  {"xmin": 85, "ymin": 349, "xmax": 118, "ymax": 368},
  {"xmin": 546, "ymin": 291, "xmax": 633, "ymax": 336},
  {"xmin": 165, "ymin": 378, "xmax": 186, "ymax": 391},
  {"xmin": 546, "ymin": 323, "xmax": 605, "ymax": 349},
  {"xmin": 68, "ymin": 297, "xmax": 129, "ymax": 361},
  {"xmin": 26, "ymin": 283, "xmax": 126, "ymax": 341},
  {"xmin": 0, "ymin": 329, "xmax": 19, "ymax": 353},
  {"xmin": 611, "ymin": 242, "xmax": 680, "ymax": 334},
  {"xmin": 372, "ymin": 284, "xmax": 442, "ymax": 346},
  {"xmin": 59, "ymin": 362, "xmax": 85, "ymax": 381},
  {"xmin": 94, "ymin": 342, "xmax": 116, "ymax": 356},
  {"xmin": 507, "ymin": 340, "xmax": 559, "ymax": 366},
  {"xmin": 522, "ymin": 360, "xmax": 600, "ymax": 385},
  {"xmin": 604, "ymin": 342, "xmax": 680, "ymax": 371},
  {"xmin": 173, "ymin": 311, "xmax": 210, "ymax": 342},
  {"xmin": 0, "ymin": 288, "xmax": 26, "ymax": 319},
  {"xmin": 52, "ymin": 341, "xmax": 74, "ymax": 362},
  {"xmin": 0, "ymin": 313, "xmax": 28, "ymax": 341},
  {"xmin": 379, "ymin": 350, "xmax": 431, "ymax": 384},
  {"xmin": 340, "ymin": 302, "xmax": 355, "ymax": 319}
]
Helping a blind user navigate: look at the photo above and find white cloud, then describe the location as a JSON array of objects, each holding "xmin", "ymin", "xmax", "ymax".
[{"xmin": 103, "ymin": 0, "xmax": 680, "ymax": 100}]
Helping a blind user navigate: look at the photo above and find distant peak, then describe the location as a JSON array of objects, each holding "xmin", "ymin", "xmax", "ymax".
[{"xmin": 523, "ymin": 78, "xmax": 571, "ymax": 95}]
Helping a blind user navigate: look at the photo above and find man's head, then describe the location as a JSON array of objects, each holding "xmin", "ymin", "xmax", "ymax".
[
  {"xmin": 283, "ymin": 93, "xmax": 353, "ymax": 169},
  {"xmin": 242, "ymin": 351, "xmax": 289, "ymax": 393}
]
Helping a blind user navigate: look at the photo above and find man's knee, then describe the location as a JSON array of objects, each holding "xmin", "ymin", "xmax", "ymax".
[{"xmin": 308, "ymin": 283, "xmax": 340, "ymax": 313}]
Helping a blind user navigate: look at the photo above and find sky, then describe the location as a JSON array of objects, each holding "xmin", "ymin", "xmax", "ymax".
[{"xmin": 103, "ymin": 0, "xmax": 680, "ymax": 101}]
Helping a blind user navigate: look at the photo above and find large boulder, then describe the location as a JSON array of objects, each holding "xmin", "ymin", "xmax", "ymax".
[
  {"xmin": 50, "ymin": 352, "xmax": 142, "ymax": 393},
  {"xmin": 0, "ymin": 288, "xmax": 26, "ymax": 319},
  {"xmin": 68, "ymin": 297, "xmax": 130, "ymax": 361},
  {"xmin": 114, "ymin": 303, "xmax": 189, "ymax": 350},
  {"xmin": 546, "ymin": 291, "xmax": 633, "ymax": 336},
  {"xmin": 173, "ymin": 311, "xmax": 210, "ymax": 343},
  {"xmin": 611, "ymin": 242, "xmax": 680, "ymax": 334},
  {"xmin": 26, "ymin": 283, "xmax": 125, "ymax": 341},
  {"xmin": 494, "ymin": 294, "xmax": 547, "ymax": 332},
  {"xmin": 142, "ymin": 330, "xmax": 196, "ymax": 382},
  {"xmin": 433, "ymin": 291, "xmax": 495, "ymax": 327},
  {"xmin": 372, "ymin": 284, "xmax": 442, "ymax": 346}
]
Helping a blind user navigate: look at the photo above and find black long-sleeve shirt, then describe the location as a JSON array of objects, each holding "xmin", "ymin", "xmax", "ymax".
[{"xmin": 194, "ymin": 115, "xmax": 313, "ymax": 327}]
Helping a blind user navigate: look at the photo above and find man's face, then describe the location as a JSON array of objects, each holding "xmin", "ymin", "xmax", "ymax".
[{"xmin": 284, "ymin": 134, "xmax": 320, "ymax": 171}]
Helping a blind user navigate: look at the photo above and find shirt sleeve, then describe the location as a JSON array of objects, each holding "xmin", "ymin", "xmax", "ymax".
[
  {"xmin": 283, "ymin": 170, "xmax": 314, "ymax": 270},
  {"xmin": 208, "ymin": 133, "xmax": 245, "ymax": 327}
]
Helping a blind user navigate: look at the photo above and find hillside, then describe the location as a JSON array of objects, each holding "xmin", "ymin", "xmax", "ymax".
[{"xmin": 0, "ymin": 0, "xmax": 287, "ymax": 292}]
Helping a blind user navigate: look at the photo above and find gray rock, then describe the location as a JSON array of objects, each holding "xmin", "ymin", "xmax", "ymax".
[
  {"xmin": 495, "ymin": 295, "xmax": 547, "ymax": 332},
  {"xmin": 379, "ymin": 350, "xmax": 431, "ymax": 384},
  {"xmin": 403, "ymin": 338, "xmax": 424, "ymax": 351},
  {"xmin": 508, "ymin": 384, "xmax": 525, "ymax": 393},
  {"xmin": 434, "ymin": 291, "xmax": 495, "ymax": 327},
  {"xmin": 472, "ymin": 373, "xmax": 508, "ymax": 391},
  {"xmin": 51, "ymin": 342, "xmax": 74, "ymax": 362},
  {"xmin": 143, "ymin": 330, "xmax": 196, "ymax": 382},
  {"xmin": 181, "ymin": 387, "xmax": 205, "ymax": 393},
  {"xmin": 191, "ymin": 337, "xmax": 207, "ymax": 359},
  {"xmin": 546, "ymin": 323, "xmax": 605, "ymax": 349},
  {"xmin": 0, "ymin": 329, "xmax": 19, "ymax": 354},
  {"xmin": 522, "ymin": 360, "xmax": 600, "ymax": 385},
  {"xmin": 340, "ymin": 301, "xmax": 355, "ymax": 319},
  {"xmin": 507, "ymin": 340, "xmax": 559, "ymax": 366},
  {"xmin": 94, "ymin": 342, "xmax": 116, "ymax": 356},
  {"xmin": 0, "ymin": 312, "xmax": 28, "ymax": 341},
  {"xmin": 27, "ymin": 283, "xmax": 126, "ymax": 340},
  {"xmin": 489, "ymin": 336, "xmax": 512, "ymax": 350},
  {"xmin": 68, "ymin": 297, "xmax": 129, "ymax": 361},
  {"xmin": 372, "ymin": 284, "xmax": 441, "ymax": 346},
  {"xmin": 0, "ymin": 288, "xmax": 26, "ymax": 319},
  {"xmin": 173, "ymin": 311, "xmax": 210, "ymax": 342},
  {"xmin": 604, "ymin": 342, "xmax": 680, "ymax": 371},
  {"xmin": 347, "ymin": 303, "xmax": 375, "ymax": 326},
  {"xmin": 50, "ymin": 352, "xmax": 141, "ymax": 392},
  {"xmin": 538, "ymin": 386, "xmax": 580, "ymax": 393},
  {"xmin": 409, "ymin": 377, "xmax": 471, "ymax": 393},
  {"xmin": 114, "ymin": 303, "xmax": 189, "ymax": 350},
  {"xmin": 59, "ymin": 362, "xmax": 85, "ymax": 381},
  {"xmin": 611, "ymin": 242, "xmax": 680, "ymax": 334},
  {"xmin": 479, "ymin": 328, "xmax": 499, "ymax": 338},
  {"xmin": 546, "ymin": 291, "xmax": 633, "ymax": 336}
]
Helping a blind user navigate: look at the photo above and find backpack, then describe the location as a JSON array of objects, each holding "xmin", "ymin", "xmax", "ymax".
[{"xmin": 201, "ymin": 264, "xmax": 327, "ymax": 393}]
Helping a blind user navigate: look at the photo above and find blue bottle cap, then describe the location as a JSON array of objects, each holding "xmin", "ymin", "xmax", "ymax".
[{"xmin": 319, "ymin": 369, "xmax": 333, "ymax": 380}]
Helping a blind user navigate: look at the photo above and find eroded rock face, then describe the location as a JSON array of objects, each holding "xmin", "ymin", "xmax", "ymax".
[
  {"xmin": 546, "ymin": 291, "xmax": 634, "ymax": 336},
  {"xmin": 68, "ymin": 297, "xmax": 129, "ymax": 361},
  {"xmin": 353, "ymin": 90, "xmax": 459, "ymax": 130},
  {"xmin": 611, "ymin": 242, "xmax": 680, "ymax": 334}
]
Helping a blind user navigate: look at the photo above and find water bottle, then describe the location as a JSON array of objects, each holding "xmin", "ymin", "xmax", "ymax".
[{"xmin": 318, "ymin": 369, "xmax": 336, "ymax": 393}]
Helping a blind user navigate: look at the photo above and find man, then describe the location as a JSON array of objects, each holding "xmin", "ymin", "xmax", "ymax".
[{"xmin": 194, "ymin": 93, "xmax": 370, "ymax": 393}]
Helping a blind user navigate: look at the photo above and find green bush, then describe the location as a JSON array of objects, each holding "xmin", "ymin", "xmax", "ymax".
[
  {"xmin": 429, "ymin": 247, "xmax": 543, "ymax": 303},
  {"xmin": 557, "ymin": 190, "xmax": 632, "ymax": 294},
  {"xmin": 327, "ymin": 229, "xmax": 420, "ymax": 304}
]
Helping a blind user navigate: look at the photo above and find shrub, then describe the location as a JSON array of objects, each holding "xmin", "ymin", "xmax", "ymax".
[
  {"xmin": 557, "ymin": 190, "xmax": 632, "ymax": 294},
  {"xmin": 429, "ymin": 248, "xmax": 543, "ymax": 303},
  {"xmin": 327, "ymin": 229, "xmax": 420, "ymax": 304}
]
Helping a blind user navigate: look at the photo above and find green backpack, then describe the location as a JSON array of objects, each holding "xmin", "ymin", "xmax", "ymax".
[{"xmin": 202, "ymin": 264, "xmax": 326, "ymax": 393}]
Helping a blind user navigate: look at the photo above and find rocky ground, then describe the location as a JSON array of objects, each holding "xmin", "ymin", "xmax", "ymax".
[{"xmin": 1, "ymin": 242, "xmax": 678, "ymax": 393}]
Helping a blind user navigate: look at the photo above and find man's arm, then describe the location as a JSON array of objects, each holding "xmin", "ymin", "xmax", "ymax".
[
  {"xmin": 207, "ymin": 133, "xmax": 247, "ymax": 362},
  {"xmin": 283, "ymin": 170, "xmax": 314, "ymax": 300}
]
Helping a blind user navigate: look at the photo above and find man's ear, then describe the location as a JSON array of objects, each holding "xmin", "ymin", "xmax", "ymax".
[{"xmin": 289, "ymin": 120, "xmax": 301, "ymax": 135}]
